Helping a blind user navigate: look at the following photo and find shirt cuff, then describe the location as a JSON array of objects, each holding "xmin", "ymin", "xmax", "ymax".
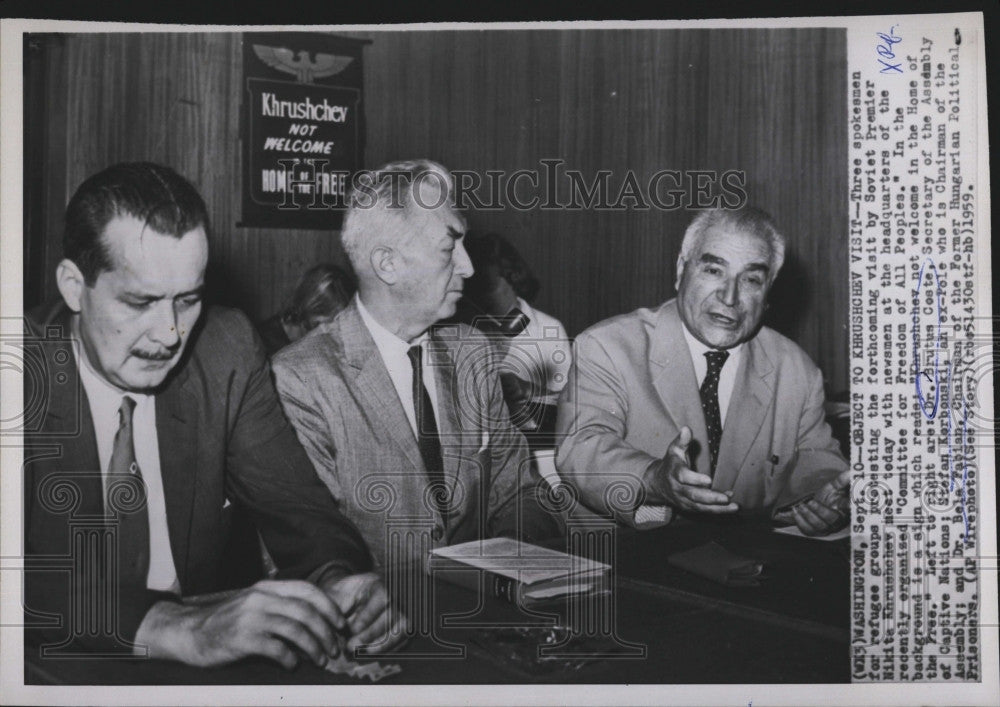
[{"xmin": 634, "ymin": 504, "xmax": 673, "ymax": 528}]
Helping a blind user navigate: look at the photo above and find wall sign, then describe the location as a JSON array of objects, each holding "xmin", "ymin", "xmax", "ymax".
[{"xmin": 241, "ymin": 32, "xmax": 368, "ymax": 229}]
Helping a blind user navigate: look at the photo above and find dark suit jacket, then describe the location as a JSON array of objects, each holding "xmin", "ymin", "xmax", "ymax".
[{"xmin": 23, "ymin": 301, "xmax": 372, "ymax": 653}]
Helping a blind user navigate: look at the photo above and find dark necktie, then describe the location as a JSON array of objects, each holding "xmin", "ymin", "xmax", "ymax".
[
  {"xmin": 407, "ymin": 345, "xmax": 447, "ymax": 514},
  {"xmin": 700, "ymin": 350, "xmax": 730, "ymax": 475},
  {"xmin": 107, "ymin": 396, "xmax": 150, "ymax": 590}
]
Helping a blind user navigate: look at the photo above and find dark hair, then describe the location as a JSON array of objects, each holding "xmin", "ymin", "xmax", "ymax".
[
  {"xmin": 462, "ymin": 231, "xmax": 540, "ymax": 305},
  {"xmin": 63, "ymin": 162, "xmax": 210, "ymax": 285},
  {"xmin": 281, "ymin": 263, "xmax": 355, "ymax": 331}
]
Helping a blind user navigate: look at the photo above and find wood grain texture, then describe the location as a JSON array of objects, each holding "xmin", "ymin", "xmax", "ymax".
[{"xmin": 26, "ymin": 28, "xmax": 847, "ymax": 391}]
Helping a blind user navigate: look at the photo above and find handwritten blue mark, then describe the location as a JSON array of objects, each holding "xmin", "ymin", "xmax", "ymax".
[
  {"xmin": 877, "ymin": 25, "xmax": 903, "ymax": 74},
  {"xmin": 911, "ymin": 263, "xmax": 971, "ymax": 541},
  {"xmin": 913, "ymin": 258, "xmax": 943, "ymax": 419}
]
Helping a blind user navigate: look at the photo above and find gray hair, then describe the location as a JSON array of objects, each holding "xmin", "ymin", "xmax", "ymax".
[
  {"xmin": 341, "ymin": 159, "xmax": 465, "ymax": 274},
  {"xmin": 679, "ymin": 207, "xmax": 786, "ymax": 279}
]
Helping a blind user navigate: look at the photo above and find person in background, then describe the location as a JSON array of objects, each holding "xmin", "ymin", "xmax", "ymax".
[
  {"xmin": 456, "ymin": 231, "xmax": 572, "ymax": 435},
  {"xmin": 24, "ymin": 162, "xmax": 404, "ymax": 671},
  {"xmin": 556, "ymin": 207, "xmax": 850, "ymax": 535},
  {"xmin": 257, "ymin": 263, "xmax": 355, "ymax": 356}
]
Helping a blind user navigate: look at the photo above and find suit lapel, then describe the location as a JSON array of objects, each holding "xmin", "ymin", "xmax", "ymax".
[
  {"xmin": 649, "ymin": 302, "xmax": 711, "ymax": 476},
  {"xmin": 35, "ymin": 308, "xmax": 104, "ymax": 518},
  {"xmin": 340, "ymin": 303, "xmax": 424, "ymax": 472},
  {"xmin": 714, "ymin": 336, "xmax": 774, "ymax": 491},
  {"xmin": 155, "ymin": 357, "xmax": 197, "ymax": 589},
  {"xmin": 34, "ymin": 303, "xmax": 199, "ymax": 584}
]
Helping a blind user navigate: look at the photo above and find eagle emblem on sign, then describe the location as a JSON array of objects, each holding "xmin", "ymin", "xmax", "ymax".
[{"xmin": 253, "ymin": 44, "xmax": 354, "ymax": 84}]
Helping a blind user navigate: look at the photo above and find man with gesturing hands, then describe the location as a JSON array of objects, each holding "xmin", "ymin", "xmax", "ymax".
[
  {"xmin": 23, "ymin": 163, "xmax": 405, "ymax": 672},
  {"xmin": 556, "ymin": 208, "xmax": 850, "ymax": 535}
]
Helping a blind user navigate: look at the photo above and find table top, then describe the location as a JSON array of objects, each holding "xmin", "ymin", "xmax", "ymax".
[
  {"xmin": 610, "ymin": 516, "xmax": 849, "ymax": 630},
  {"xmin": 25, "ymin": 517, "xmax": 850, "ymax": 685}
]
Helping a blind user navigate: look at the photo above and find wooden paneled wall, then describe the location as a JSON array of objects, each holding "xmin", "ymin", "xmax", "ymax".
[{"xmin": 25, "ymin": 28, "xmax": 848, "ymax": 392}]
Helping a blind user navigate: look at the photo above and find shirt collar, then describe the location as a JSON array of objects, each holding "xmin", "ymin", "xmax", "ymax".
[
  {"xmin": 355, "ymin": 294, "xmax": 428, "ymax": 360},
  {"xmin": 679, "ymin": 319, "xmax": 744, "ymax": 362}
]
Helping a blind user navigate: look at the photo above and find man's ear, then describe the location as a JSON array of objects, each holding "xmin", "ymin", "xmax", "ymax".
[
  {"xmin": 370, "ymin": 246, "xmax": 398, "ymax": 285},
  {"xmin": 674, "ymin": 255, "xmax": 686, "ymax": 292},
  {"xmin": 56, "ymin": 259, "xmax": 86, "ymax": 312}
]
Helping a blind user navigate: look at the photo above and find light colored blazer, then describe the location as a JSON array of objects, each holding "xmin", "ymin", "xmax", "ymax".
[
  {"xmin": 555, "ymin": 299, "xmax": 846, "ymax": 527},
  {"xmin": 273, "ymin": 300, "xmax": 553, "ymax": 566}
]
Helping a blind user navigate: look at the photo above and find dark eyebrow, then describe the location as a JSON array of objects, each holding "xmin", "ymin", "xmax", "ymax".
[
  {"xmin": 120, "ymin": 292, "xmax": 160, "ymax": 302},
  {"xmin": 697, "ymin": 253, "xmax": 727, "ymax": 266},
  {"xmin": 121, "ymin": 285, "xmax": 204, "ymax": 301},
  {"xmin": 698, "ymin": 252, "xmax": 770, "ymax": 275},
  {"xmin": 446, "ymin": 225, "xmax": 464, "ymax": 241},
  {"xmin": 175, "ymin": 285, "xmax": 206, "ymax": 298}
]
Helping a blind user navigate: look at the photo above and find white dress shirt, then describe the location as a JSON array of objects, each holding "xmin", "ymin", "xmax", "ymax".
[
  {"xmin": 633, "ymin": 324, "xmax": 744, "ymax": 527},
  {"xmin": 679, "ymin": 322, "xmax": 743, "ymax": 427},
  {"xmin": 75, "ymin": 342, "xmax": 181, "ymax": 594},
  {"xmin": 355, "ymin": 295, "xmax": 441, "ymax": 437}
]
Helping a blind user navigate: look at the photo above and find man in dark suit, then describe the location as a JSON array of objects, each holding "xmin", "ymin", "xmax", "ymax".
[
  {"xmin": 23, "ymin": 162, "xmax": 404, "ymax": 670},
  {"xmin": 556, "ymin": 207, "xmax": 850, "ymax": 535}
]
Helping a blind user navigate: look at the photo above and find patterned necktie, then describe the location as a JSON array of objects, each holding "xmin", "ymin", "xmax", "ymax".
[
  {"xmin": 407, "ymin": 345, "xmax": 447, "ymax": 514},
  {"xmin": 700, "ymin": 350, "xmax": 730, "ymax": 475},
  {"xmin": 107, "ymin": 396, "xmax": 150, "ymax": 590}
]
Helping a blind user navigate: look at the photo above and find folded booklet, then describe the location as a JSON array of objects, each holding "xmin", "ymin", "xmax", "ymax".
[
  {"xmin": 429, "ymin": 537, "xmax": 611, "ymax": 607},
  {"xmin": 667, "ymin": 541, "xmax": 764, "ymax": 587}
]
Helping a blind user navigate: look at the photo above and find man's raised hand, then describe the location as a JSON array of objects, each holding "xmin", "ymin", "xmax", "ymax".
[{"xmin": 642, "ymin": 426, "xmax": 739, "ymax": 514}]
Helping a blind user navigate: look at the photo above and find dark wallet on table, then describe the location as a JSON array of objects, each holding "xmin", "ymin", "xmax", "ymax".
[{"xmin": 667, "ymin": 541, "xmax": 765, "ymax": 587}]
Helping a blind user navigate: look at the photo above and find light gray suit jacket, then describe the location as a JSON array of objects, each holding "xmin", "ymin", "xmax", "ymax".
[
  {"xmin": 555, "ymin": 299, "xmax": 847, "ymax": 527},
  {"xmin": 273, "ymin": 300, "xmax": 555, "ymax": 566}
]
